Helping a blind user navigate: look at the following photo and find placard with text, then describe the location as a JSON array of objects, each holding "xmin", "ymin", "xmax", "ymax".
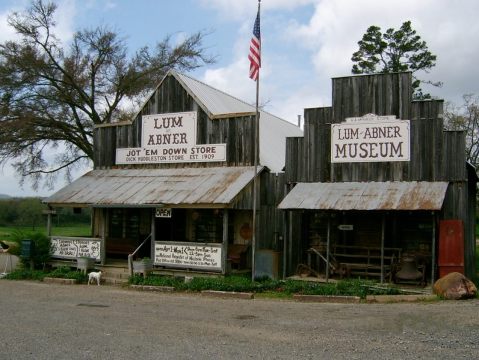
[{"xmin": 116, "ymin": 111, "xmax": 226, "ymax": 164}]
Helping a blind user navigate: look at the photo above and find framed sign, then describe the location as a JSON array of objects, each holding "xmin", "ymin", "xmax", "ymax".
[
  {"xmin": 154, "ymin": 241, "xmax": 222, "ymax": 272},
  {"xmin": 116, "ymin": 111, "xmax": 227, "ymax": 164},
  {"xmin": 331, "ymin": 114, "xmax": 410, "ymax": 163},
  {"xmin": 50, "ymin": 237, "xmax": 101, "ymax": 260}
]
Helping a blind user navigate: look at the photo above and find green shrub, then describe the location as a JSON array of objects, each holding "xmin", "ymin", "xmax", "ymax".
[
  {"xmin": 4, "ymin": 266, "xmax": 88, "ymax": 283},
  {"xmin": 47, "ymin": 266, "xmax": 88, "ymax": 283},
  {"xmin": 8, "ymin": 230, "xmax": 51, "ymax": 269},
  {"xmin": 129, "ymin": 274, "xmax": 183, "ymax": 288},
  {"xmin": 4, "ymin": 269, "xmax": 47, "ymax": 281},
  {"xmin": 127, "ymin": 273, "xmax": 402, "ymax": 299}
]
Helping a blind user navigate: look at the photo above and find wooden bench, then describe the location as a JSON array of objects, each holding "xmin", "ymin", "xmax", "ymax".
[{"xmin": 331, "ymin": 245, "xmax": 402, "ymax": 281}]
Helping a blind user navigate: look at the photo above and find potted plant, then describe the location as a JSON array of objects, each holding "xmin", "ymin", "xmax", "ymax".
[
  {"xmin": 132, "ymin": 257, "xmax": 153, "ymax": 276},
  {"xmin": 76, "ymin": 256, "xmax": 95, "ymax": 274}
]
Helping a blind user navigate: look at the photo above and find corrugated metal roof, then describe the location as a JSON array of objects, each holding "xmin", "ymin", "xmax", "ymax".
[
  {"xmin": 45, "ymin": 166, "xmax": 261, "ymax": 207},
  {"xmin": 278, "ymin": 182, "xmax": 449, "ymax": 211},
  {"xmin": 173, "ymin": 71, "xmax": 304, "ymax": 172},
  {"xmin": 175, "ymin": 71, "xmax": 256, "ymax": 119}
]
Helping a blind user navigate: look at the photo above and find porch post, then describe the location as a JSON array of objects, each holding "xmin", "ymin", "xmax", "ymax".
[
  {"xmin": 288, "ymin": 210, "xmax": 293, "ymax": 278},
  {"xmin": 326, "ymin": 213, "xmax": 331, "ymax": 282},
  {"xmin": 101, "ymin": 208, "xmax": 107, "ymax": 265},
  {"xmin": 431, "ymin": 212, "xmax": 436, "ymax": 286},
  {"xmin": 151, "ymin": 209, "xmax": 156, "ymax": 261},
  {"xmin": 282, "ymin": 210, "xmax": 287, "ymax": 279},
  {"xmin": 380, "ymin": 213, "xmax": 385, "ymax": 283},
  {"xmin": 222, "ymin": 209, "xmax": 229, "ymax": 275},
  {"xmin": 46, "ymin": 207, "xmax": 52, "ymax": 237}
]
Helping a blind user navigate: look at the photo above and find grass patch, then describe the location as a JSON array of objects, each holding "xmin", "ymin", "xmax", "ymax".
[
  {"xmin": 47, "ymin": 266, "xmax": 88, "ymax": 283},
  {"xmin": 4, "ymin": 266, "xmax": 88, "ymax": 283},
  {"xmin": 3, "ymin": 268, "xmax": 47, "ymax": 281},
  {"xmin": 0, "ymin": 224, "xmax": 91, "ymax": 241},
  {"xmin": 128, "ymin": 274, "xmax": 401, "ymax": 299}
]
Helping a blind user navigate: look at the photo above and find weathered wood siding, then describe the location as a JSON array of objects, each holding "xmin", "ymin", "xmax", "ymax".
[
  {"xmin": 332, "ymin": 72, "xmax": 412, "ymax": 121},
  {"xmin": 285, "ymin": 137, "xmax": 305, "ymax": 183},
  {"xmin": 93, "ymin": 74, "xmax": 256, "ymax": 169},
  {"xmin": 283, "ymin": 72, "xmax": 476, "ymax": 278},
  {"xmin": 259, "ymin": 172, "xmax": 287, "ymax": 250},
  {"xmin": 286, "ymin": 73, "xmax": 466, "ymax": 184}
]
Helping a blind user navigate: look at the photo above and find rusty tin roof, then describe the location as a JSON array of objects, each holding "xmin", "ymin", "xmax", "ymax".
[
  {"xmin": 278, "ymin": 181, "xmax": 449, "ymax": 211},
  {"xmin": 45, "ymin": 166, "xmax": 261, "ymax": 207}
]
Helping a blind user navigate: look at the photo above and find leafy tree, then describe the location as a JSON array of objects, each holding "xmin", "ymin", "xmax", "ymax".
[
  {"xmin": 444, "ymin": 94, "xmax": 479, "ymax": 170},
  {"xmin": 15, "ymin": 197, "xmax": 46, "ymax": 230},
  {"xmin": 0, "ymin": 0, "xmax": 214, "ymax": 189},
  {"xmin": 351, "ymin": 20, "xmax": 440, "ymax": 99}
]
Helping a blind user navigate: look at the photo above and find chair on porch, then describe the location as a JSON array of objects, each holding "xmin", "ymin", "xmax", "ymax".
[{"xmin": 227, "ymin": 244, "xmax": 250, "ymax": 270}]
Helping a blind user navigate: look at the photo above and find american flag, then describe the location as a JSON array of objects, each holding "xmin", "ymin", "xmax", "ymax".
[{"xmin": 248, "ymin": 10, "xmax": 261, "ymax": 81}]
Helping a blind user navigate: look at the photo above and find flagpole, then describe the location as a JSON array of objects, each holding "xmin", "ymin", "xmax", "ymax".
[{"xmin": 251, "ymin": 0, "xmax": 260, "ymax": 282}]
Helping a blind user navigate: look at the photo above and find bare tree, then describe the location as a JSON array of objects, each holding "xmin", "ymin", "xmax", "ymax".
[
  {"xmin": 0, "ymin": 0, "xmax": 214, "ymax": 189},
  {"xmin": 444, "ymin": 94, "xmax": 479, "ymax": 169}
]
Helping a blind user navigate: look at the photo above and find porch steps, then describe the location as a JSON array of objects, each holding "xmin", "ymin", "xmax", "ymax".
[{"xmin": 96, "ymin": 264, "xmax": 130, "ymax": 286}]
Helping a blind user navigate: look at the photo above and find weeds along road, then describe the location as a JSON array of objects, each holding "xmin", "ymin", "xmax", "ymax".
[{"xmin": 1, "ymin": 280, "xmax": 478, "ymax": 360}]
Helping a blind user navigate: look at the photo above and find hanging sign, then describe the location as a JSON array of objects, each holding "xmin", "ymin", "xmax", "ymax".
[
  {"xmin": 155, "ymin": 208, "xmax": 172, "ymax": 218},
  {"xmin": 116, "ymin": 111, "xmax": 227, "ymax": 164},
  {"xmin": 331, "ymin": 114, "xmax": 410, "ymax": 163}
]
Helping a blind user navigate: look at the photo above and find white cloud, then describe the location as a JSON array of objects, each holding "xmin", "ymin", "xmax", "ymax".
[
  {"xmin": 285, "ymin": 0, "xmax": 479, "ymax": 103},
  {"xmin": 0, "ymin": 12, "xmax": 19, "ymax": 43},
  {"xmin": 202, "ymin": 58, "xmax": 257, "ymax": 106},
  {"xmin": 54, "ymin": 0, "xmax": 76, "ymax": 43},
  {"xmin": 0, "ymin": 0, "xmax": 77, "ymax": 44},
  {"xmin": 0, "ymin": 1, "xmax": 28, "ymax": 43}
]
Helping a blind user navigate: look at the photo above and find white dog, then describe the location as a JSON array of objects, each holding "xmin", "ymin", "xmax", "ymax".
[{"xmin": 88, "ymin": 271, "xmax": 102, "ymax": 286}]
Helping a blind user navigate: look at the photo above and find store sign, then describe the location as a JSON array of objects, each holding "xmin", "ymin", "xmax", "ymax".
[
  {"xmin": 116, "ymin": 111, "xmax": 226, "ymax": 164},
  {"xmin": 155, "ymin": 208, "xmax": 172, "ymax": 218},
  {"xmin": 50, "ymin": 237, "xmax": 101, "ymax": 260},
  {"xmin": 331, "ymin": 114, "xmax": 410, "ymax": 163},
  {"xmin": 154, "ymin": 241, "xmax": 222, "ymax": 271}
]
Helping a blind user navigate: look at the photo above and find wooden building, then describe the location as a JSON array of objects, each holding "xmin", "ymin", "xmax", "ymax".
[
  {"xmin": 279, "ymin": 72, "xmax": 477, "ymax": 284},
  {"xmin": 45, "ymin": 70, "xmax": 302, "ymax": 276}
]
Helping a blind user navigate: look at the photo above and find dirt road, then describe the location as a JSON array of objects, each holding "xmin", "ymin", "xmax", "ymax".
[{"xmin": 1, "ymin": 280, "xmax": 478, "ymax": 359}]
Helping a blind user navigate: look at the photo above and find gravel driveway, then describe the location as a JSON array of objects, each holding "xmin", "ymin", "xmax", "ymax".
[{"xmin": 1, "ymin": 280, "xmax": 478, "ymax": 359}]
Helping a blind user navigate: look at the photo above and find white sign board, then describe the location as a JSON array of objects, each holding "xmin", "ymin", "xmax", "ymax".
[
  {"xmin": 50, "ymin": 237, "xmax": 101, "ymax": 260},
  {"xmin": 331, "ymin": 114, "xmax": 410, "ymax": 163},
  {"xmin": 154, "ymin": 241, "xmax": 222, "ymax": 271},
  {"xmin": 116, "ymin": 111, "xmax": 226, "ymax": 164}
]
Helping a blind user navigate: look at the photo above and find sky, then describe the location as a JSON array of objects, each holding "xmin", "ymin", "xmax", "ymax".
[{"xmin": 1, "ymin": 0, "xmax": 479, "ymax": 197}]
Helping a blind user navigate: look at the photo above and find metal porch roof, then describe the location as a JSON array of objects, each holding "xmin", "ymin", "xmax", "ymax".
[
  {"xmin": 278, "ymin": 181, "xmax": 449, "ymax": 211},
  {"xmin": 45, "ymin": 166, "xmax": 262, "ymax": 207}
]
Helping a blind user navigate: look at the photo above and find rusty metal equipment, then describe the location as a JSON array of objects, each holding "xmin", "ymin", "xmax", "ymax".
[{"xmin": 394, "ymin": 256, "xmax": 426, "ymax": 285}]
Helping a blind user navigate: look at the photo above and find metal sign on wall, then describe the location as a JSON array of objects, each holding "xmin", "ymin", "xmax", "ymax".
[
  {"xmin": 116, "ymin": 111, "xmax": 226, "ymax": 164},
  {"xmin": 331, "ymin": 114, "xmax": 410, "ymax": 163}
]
